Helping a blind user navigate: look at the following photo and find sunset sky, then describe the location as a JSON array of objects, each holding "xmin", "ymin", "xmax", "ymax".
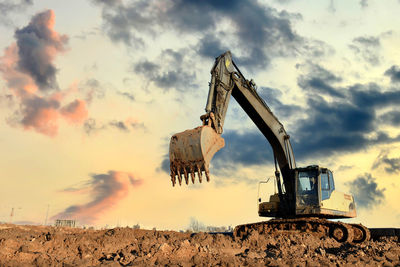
[{"xmin": 1, "ymin": 0, "xmax": 400, "ymax": 230}]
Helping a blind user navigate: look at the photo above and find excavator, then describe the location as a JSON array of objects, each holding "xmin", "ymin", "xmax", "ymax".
[{"xmin": 169, "ymin": 51, "xmax": 370, "ymax": 243}]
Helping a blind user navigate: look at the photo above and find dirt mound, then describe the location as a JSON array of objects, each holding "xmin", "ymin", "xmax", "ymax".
[{"xmin": 0, "ymin": 224, "xmax": 399, "ymax": 266}]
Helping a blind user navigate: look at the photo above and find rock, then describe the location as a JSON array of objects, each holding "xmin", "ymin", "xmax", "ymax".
[
  {"xmin": 385, "ymin": 252, "xmax": 398, "ymax": 262},
  {"xmin": 18, "ymin": 245, "xmax": 29, "ymax": 253},
  {"xmin": 316, "ymin": 247, "xmax": 326, "ymax": 257},
  {"xmin": 373, "ymin": 256, "xmax": 385, "ymax": 262},
  {"xmin": 158, "ymin": 243, "xmax": 172, "ymax": 254},
  {"xmin": 181, "ymin": 240, "xmax": 190, "ymax": 247}
]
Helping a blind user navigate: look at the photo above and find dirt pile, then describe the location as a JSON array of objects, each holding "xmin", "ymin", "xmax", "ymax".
[{"xmin": 0, "ymin": 224, "xmax": 399, "ymax": 266}]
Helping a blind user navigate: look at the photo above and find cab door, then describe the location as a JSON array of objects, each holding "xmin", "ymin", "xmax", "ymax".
[
  {"xmin": 320, "ymin": 169, "xmax": 334, "ymax": 201},
  {"xmin": 296, "ymin": 169, "xmax": 319, "ymax": 213}
]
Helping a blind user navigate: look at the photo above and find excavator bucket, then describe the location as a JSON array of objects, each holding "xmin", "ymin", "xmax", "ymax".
[{"xmin": 169, "ymin": 125, "xmax": 225, "ymax": 186}]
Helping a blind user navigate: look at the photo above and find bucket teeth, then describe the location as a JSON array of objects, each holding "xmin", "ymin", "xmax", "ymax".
[
  {"xmin": 177, "ymin": 169, "xmax": 182, "ymax": 186},
  {"xmin": 183, "ymin": 169, "xmax": 189, "ymax": 185},
  {"xmin": 205, "ymin": 170, "xmax": 210, "ymax": 182},
  {"xmin": 169, "ymin": 163, "xmax": 213, "ymax": 185},
  {"xmin": 190, "ymin": 167, "xmax": 195, "ymax": 184},
  {"xmin": 197, "ymin": 165, "xmax": 203, "ymax": 183},
  {"xmin": 171, "ymin": 173, "xmax": 176, "ymax": 186}
]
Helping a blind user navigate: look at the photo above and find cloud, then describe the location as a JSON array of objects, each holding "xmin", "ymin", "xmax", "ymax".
[
  {"xmin": 83, "ymin": 78, "xmax": 106, "ymax": 104},
  {"xmin": 0, "ymin": 94, "xmax": 14, "ymax": 108},
  {"xmin": 109, "ymin": 120, "xmax": 129, "ymax": 132},
  {"xmin": 346, "ymin": 173, "xmax": 385, "ymax": 209},
  {"xmin": 93, "ymin": 0, "xmax": 305, "ymax": 70},
  {"xmin": 83, "ymin": 118, "xmax": 104, "ymax": 135},
  {"xmin": 300, "ymin": 39, "xmax": 335, "ymax": 59},
  {"xmin": 213, "ymin": 130, "xmax": 273, "ymax": 169},
  {"xmin": 372, "ymin": 150, "xmax": 400, "ymax": 174},
  {"xmin": 349, "ymin": 35, "xmax": 381, "ymax": 65},
  {"xmin": 167, "ymin": 0, "xmax": 302, "ymax": 68},
  {"xmin": 350, "ymin": 83, "xmax": 400, "ymax": 107},
  {"xmin": 336, "ymin": 165, "xmax": 354, "ymax": 171},
  {"xmin": 292, "ymin": 82, "xmax": 400, "ymax": 159},
  {"xmin": 18, "ymin": 95, "xmax": 60, "ymax": 136},
  {"xmin": 290, "ymin": 63, "xmax": 400, "ymax": 159},
  {"xmin": 60, "ymin": 99, "xmax": 88, "ymax": 124},
  {"xmin": 83, "ymin": 117, "xmax": 146, "ymax": 135},
  {"xmin": 258, "ymin": 87, "xmax": 302, "ymax": 119},
  {"xmin": 92, "ymin": 0, "xmax": 149, "ymax": 47},
  {"xmin": 117, "ymin": 91, "xmax": 135, "ymax": 101},
  {"xmin": 51, "ymin": 170, "xmax": 143, "ymax": 225},
  {"xmin": 159, "ymin": 154, "xmax": 170, "ymax": 174},
  {"xmin": 14, "ymin": 9, "xmax": 68, "ymax": 90},
  {"xmin": 384, "ymin": 65, "xmax": 400, "ymax": 83},
  {"xmin": 0, "ymin": 43, "xmax": 38, "ymax": 96},
  {"xmin": 0, "ymin": 0, "xmax": 33, "ymax": 26},
  {"xmin": 297, "ymin": 63, "xmax": 344, "ymax": 98},
  {"xmin": 379, "ymin": 110, "xmax": 400, "ymax": 126},
  {"xmin": 360, "ymin": 0, "xmax": 368, "ymax": 8},
  {"xmin": 0, "ymin": 10, "xmax": 90, "ymax": 136},
  {"xmin": 197, "ymin": 34, "xmax": 229, "ymax": 59},
  {"xmin": 130, "ymin": 121, "xmax": 146, "ymax": 130},
  {"xmin": 292, "ymin": 94, "xmax": 375, "ymax": 158},
  {"xmin": 133, "ymin": 49, "xmax": 197, "ymax": 92},
  {"xmin": 328, "ymin": 0, "xmax": 336, "ymax": 13}
]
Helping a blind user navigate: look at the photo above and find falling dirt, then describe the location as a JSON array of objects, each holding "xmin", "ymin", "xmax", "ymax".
[{"xmin": 0, "ymin": 224, "xmax": 399, "ymax": 266}]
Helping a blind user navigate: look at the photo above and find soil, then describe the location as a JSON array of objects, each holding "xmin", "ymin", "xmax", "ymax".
[{"xmin": 0, "ymin": 224, "xmax": 399, "ymax": 266}]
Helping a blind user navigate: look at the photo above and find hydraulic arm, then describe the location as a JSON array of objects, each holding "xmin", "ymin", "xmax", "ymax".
[{"xmin": 170, "ymin": 52, "xmax": 295, "ymax": 193}]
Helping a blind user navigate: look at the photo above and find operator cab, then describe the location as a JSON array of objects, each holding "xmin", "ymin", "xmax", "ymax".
[
  {"xmin": 258, "ymin": 165, "xmax": 356, "ymax": 219},
  {"xmin": 295, "ymin": 165, "xmax": 356, "ymax": 218},
  {"xmin": 296, "ymin": 166, "xmax": 333, "ymax": 208}
]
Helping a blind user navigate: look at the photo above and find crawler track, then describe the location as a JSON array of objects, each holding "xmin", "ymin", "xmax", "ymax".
[{"xmin": 234, "ymin": 218, "xmax": 370, "ymax": 243}]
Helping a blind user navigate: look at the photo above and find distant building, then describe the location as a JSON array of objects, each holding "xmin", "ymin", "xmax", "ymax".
[
  {"xmin": 55, "ymin": 219, "xmax": 76, "ymax": 227},
  {"xmin": 206, "ymin": 225, "xmax": 232, "ymax": 233}
]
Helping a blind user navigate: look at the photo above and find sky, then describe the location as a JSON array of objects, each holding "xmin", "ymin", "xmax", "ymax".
[{"xmin": 0, "ymin": 0, "xmax": 400, "ymax": 230}]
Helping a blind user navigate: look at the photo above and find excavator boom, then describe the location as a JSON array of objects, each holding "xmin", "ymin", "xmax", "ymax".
[{"xmin": 169, "ymin": 51, "xmax": 295, "ymax": 191}]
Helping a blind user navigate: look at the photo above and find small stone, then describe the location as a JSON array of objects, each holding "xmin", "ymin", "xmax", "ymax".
[
  {"xmin": 159, "ymin": 243, "xmax": 172, "ymax": 254},
  {"xmin": 385, "ymin": 252, "xmax": 398, "ymax": 262},
  {"xmin": 181, "ymin": 240, "xmax": 190, "ymax": 247},
  {"xmin": 247, "ymin": 251, "xmax": 259, "ymax": 259},
  {"xmin": 373, "ymin": 256, "xmax": 384, "ymax": 262},
  {"xmin": 317, "ymin": 247, "xmax": 326, "ymax": 257},
  {"xmin": 18, "ymin": 245, "xmax": 29, "ymax": 253}
]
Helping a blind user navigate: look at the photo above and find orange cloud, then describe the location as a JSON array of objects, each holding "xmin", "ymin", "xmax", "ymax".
[
  {"xmin": 0, "ymin": 10, "xmax": 89, "ymax": 137},
  {"xmin": 20, "ymin": 96, "xmax": 60, "ymax": 137},
  {"xmin": 61, "ymin": 99, "xmax": 88, "ymax": 124},
  {"xmin": 0, "ymin": 43, "xmax": 38, "ymax": 96},
  {"xmin": 14, "ymin": 9, "xmax": 68, "ymax": 89},
  {"xmin": 51, "ymin": 171, "xmax": 143, "ymax": 225}
]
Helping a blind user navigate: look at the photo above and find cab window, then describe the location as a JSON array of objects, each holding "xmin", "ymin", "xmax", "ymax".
[
  {"xmin": 297, "ymin": 170, "xmax": 318, "ymax": 195},
  {"xmin": 328, "ymin": 170, "xmax": 335, "ymax": 191},
  {"xmin": 321, "ymin": 172, "xmax": 329, "ymax": 190},
  {"xmin": 321, "ymin": 171, "xmax": 332, "ymax": 201}
]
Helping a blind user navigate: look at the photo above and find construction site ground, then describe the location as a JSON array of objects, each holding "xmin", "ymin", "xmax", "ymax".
[{"xmin": 0, "ymin": 224, "xmax": 399, "ymax": 266}]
